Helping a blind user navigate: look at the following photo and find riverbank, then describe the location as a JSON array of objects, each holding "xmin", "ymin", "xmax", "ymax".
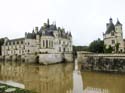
[{"xmin": 82, "ymin": 56, "xmax": 125, "ymax": 72}]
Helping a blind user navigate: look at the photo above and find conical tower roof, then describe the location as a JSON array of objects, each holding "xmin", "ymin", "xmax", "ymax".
[
  {"xmin": 106, "ymin": 18, "xmax": 115, "ymax": 34},
  {"xmin": 115, "ymin": 18, "xmax": 122, "ymax": 26}
]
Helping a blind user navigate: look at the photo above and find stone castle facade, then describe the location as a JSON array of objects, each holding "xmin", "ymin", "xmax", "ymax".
[
  {"xmin": 2, "ymin": 19, "xmax": 72, "ymax": 59},
  {"xmin": 103, "ymin": 18, "xmax": 125, "ymax": 52}
]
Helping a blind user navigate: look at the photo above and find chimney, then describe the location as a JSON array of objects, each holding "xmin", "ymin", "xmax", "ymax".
[{"xmin": 35, "ymin": 27, "xmax": 38, "ymax": 33}]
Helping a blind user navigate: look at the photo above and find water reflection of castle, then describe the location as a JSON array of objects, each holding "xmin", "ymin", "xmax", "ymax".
[
  {"xmin": 0, "ymin": 62, "xmax": 112, "ymax": 93},
  {"xmin": 0, "ymin": 63, "xmax": 73, "ymax": 93}
]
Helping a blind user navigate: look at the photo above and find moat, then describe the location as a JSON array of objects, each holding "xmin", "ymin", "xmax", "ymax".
[{"xmin": 0, "ymin": 61, "xmax": 125, "ymax": 93}]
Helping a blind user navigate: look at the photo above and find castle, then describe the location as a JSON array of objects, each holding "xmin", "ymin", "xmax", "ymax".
[
  {"xmin": 1, "ymin": 19, "xmax": 73, "ymax": 63},
  {"xmin": 103, "ymin": 18, "xmax": 125, "ymax": 53}
]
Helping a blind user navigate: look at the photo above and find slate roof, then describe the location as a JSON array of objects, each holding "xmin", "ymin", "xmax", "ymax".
[
  {"xmin": 25, "ymin": 19, "xmax": 72, "ymax": 39},
  {"xmin": 115, "ymin": 19, "xmax": 122, "ymax": 26},
  {"xmin": 106, "ymin": 23, "xmax": 115, "ymax": 34},
  {"xmin": 26, "ymin": 32, "xmax": 36, "ymax": 39},
  {"xmin": 5, "ymin": 38, "xmax": 24, "ymax": 45},
  {"xmin": 7, "ymin": 38, "xmax": 24, "ymax": 42},
  {"xmin": 105, "ymin": 18, "xmax": 115, "ymax": 34}
]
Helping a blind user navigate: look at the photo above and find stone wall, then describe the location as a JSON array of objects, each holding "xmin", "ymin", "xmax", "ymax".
[
  {"xmin": 24, "ymin": 54, "xmax": 36, "ymax": 63},
  {"xmin": 83, "ymin": 57, "xmax": 125, "ymax": 72},
  {"xmin": 1, "ymin": 53, "xmax": 73, "ymax": 64},
  {"xmin": 77, "ymin": 52, "xmax": 125, "ymax": 63},
  {"xmin": 64, "ymin": 53, "xmax": 73, "ymax": 62},
  {"xmin": 78, "ymin": 53, "xmax": 125, "ymax": 72},
  {"xmin": 39, "ymin": 53, "xmax": 63, "ymax": 64},
  {"xmin": 77, "ymin": 51, "xmax": 91, "ymax": 63},
  {"xmin": 39, "ymin": 53, "xmax": 73, "ymax": 64}
]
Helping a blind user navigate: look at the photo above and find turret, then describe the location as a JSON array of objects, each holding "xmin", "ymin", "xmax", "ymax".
[
  {"xmin": 4, "ymin": 37, "xmax": 8, "ymax": 44},
  {"xmin": 25, "ymin": 32, "xmax": 27, "ymax": 38},
  {"xmin": 115, "ymin": 18, "xmax": 122, "ymax": 33},
  {"xmin": 47, "ymin": 18, "xmax": 50, "ymax": 27}
]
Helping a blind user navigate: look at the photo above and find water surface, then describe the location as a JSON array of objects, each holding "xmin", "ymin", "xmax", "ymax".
[{"xmin": 0, "ymin": 61, "xmax": 125, "ymax": 93}]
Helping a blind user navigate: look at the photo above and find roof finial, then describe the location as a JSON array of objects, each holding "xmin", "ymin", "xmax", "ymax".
[
  {"xmin": 109, "ymin": 17, "xmax": 113, "ymax": 23},
  {"xmin": 47, "ymin": 18, "xmax": 49, "ymax": 26},
  {"xmin": 117, "ymin": 17, "xmax": 119, "ymax": 21},
  {"xmin": 32, "ymin": 28, "xmax": 34, "ymax": 32}
]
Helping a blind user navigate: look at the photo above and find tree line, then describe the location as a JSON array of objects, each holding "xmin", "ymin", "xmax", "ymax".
[{"xmin": 73, "ymin": 38, "xmax": 120, "ymax": 53}]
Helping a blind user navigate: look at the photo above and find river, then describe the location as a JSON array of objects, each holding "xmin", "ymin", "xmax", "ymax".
[{"xmin": 0, "ymin": 60, "xmax": 125, "ymax": 93}]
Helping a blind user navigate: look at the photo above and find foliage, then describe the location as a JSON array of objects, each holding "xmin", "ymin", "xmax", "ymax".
[
  {"xmin": 115, "ymin": 43, "xmax": 120, "ymax": 53},
  {"xmin": 0, "ymin": 38, "xmax": 4, "ymax": 55},
  {"xmin": 89, "ymin": 38, "xmax": 104, "ymax": 53},
  {"xmin": 73, "ymin": 45, "xmax": 89, "ymax": 52},
  {"xmin": 0, "ymin": 83, "xmax": 37, "ymax": 93},
  {"xmin": 104, "ymin": 45, "xmax": 113, "ymax": 53}
]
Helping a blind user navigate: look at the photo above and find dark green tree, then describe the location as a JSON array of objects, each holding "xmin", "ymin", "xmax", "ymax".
[
  {"xmin": 0, "ymin": 38, "xmax": 4, "ymax": 55},
  {"xmin": 115, "ymin": 43, "xmax": 120, "ymax": 53},
  {"xmin": 105, "ymin": 45, "xmax": 113, "ymax": 53},
  {"xmin": 73, "ymin": 45, "xmax": 89, "ymax": 51},
  {"xmin": 89, "ymin": 38, "xmax": 104, "ymax": 53}
]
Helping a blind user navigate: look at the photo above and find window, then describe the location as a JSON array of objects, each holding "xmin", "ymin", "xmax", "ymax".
[
  {"xmin": 43, "ymin": 40, "xmax": 45, "ymax": 48},
  {"xmin": 59, "ymin": 40, "xmax": 61, "ymax": 44},
  {"xmin": 46, "ymin": 40, "xmax": 48, "ymax": 48},
  {"xmin": 17, "ymin": 41, "xmax": 19, "ymax": 44},
  {"xmin": 21, "ymin": 41, "xmax": 23, "ymax": 44},
  {"xmin": 112, "ymin": 40, "xmax": 115, "ymax": 44},
  {"xmin": 111, "ymin": 32, "xmax": 114, "ymax": 36},
  {"xmin": 63, "ymin": 48, "xmax": 65, "ymax": 52}
]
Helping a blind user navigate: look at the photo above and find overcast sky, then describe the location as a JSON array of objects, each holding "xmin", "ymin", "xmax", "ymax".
[{"xmin": 0, "ymin": 0, "xmax": 125, "ymax": 45}]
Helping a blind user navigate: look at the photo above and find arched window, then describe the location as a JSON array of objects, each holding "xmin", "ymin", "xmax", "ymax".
[
  {"xmin": 43, "ymin": 40, "xmax": 45, "ymax": 48},
  {"xmin": 46, "ymin": 40, "xmax": 48, "ymax": 48}
]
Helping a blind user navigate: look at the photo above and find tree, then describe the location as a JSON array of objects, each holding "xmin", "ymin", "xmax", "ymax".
[
  {"xmin": 104, "ymin": 45, "xmax": 113, "ymax": 53},
  {"xmin": 73, "ymin": 45, "xmax": 89, "ymax": 52},
  {"xmin": 0, "ymin": 38, "xmax": 4, "ymax": 55},
  {"xmin": 115, "ymin": 43, "xmax": 120, "ymax": 53},
  {"xmin": 89, "ymin": 38, "xmax": 104, "ymax": 53}
]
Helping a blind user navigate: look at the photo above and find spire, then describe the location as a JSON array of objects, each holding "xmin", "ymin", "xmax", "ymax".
[
  {"xmin": 32, "ymin": 28, "xmax": 34, "ymax": 33},
  {"xmin": 109, "ymin": 17, "xmax": 113, "ymax": 23},
  {"xmin": 115, "ymin": 18, "xmax": 122, "ymax": 26},
  {"xmin": 47, "ymin": 18, "xmax": 49, "ymax": 26}
]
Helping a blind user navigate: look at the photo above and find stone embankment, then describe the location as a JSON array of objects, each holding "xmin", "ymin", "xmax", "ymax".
[
  {"xmin": 77, "ymin": 52, "xmax": 125, "ymax": 72},
  {"xmin": 82, "ymin": 57, "xmax": 125, "ymax": 72}
]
